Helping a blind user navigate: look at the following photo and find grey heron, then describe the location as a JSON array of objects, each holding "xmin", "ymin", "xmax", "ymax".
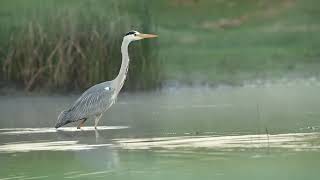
[{"xmin": 55, "ymin": 30, "xmax": 157, "ymax": 129}]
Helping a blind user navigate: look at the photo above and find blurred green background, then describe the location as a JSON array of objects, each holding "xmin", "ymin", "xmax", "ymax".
[{"xmin": 0, "ymin": 0, "xmax": 319, "ymax": 92}]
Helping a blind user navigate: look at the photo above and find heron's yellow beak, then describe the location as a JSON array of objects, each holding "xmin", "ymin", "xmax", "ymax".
[{"xmin": 137, "ymin": 33, "xmax": 158, "ymax": 39}]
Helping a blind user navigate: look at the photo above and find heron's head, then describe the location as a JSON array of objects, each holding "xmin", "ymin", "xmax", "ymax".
[{"xmin": 124, "ymin": 30, "xmax": 157, "ymax": 42}]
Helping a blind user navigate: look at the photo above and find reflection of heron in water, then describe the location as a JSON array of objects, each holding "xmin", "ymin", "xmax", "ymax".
[{"xmin": 55, "ymin": 31, "xmax": 157, "ymax": 129}]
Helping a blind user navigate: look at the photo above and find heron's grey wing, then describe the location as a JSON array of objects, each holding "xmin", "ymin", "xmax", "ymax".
[{"xmin": 68, "ymin": 86, "xmax": 115, "ymax": 121}]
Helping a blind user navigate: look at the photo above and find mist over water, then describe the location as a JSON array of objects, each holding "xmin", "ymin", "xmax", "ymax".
[{"xmin": 1, "ymin": 81, "xmax": 320, "ymax": 179}]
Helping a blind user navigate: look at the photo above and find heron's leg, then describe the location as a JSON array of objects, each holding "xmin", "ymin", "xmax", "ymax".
[
  {"xmin": 94, "ymin": 114, "xmax": 102, "ymax": 129},
  {"xmin": 95, "ymin": 129, "xmax": 100, "ymax": 142},
  {"xmin": 77, "ymin": 118, "xmax": 87, "ymax": 129}
]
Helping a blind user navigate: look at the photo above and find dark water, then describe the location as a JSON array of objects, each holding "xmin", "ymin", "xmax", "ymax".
[{"xmin": 1, "ymin": 81, "xmax": 320, "ymax": 179}]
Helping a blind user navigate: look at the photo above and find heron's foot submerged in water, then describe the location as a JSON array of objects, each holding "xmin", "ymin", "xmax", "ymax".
[
  {"xmin": 94, "ymin": 113, "xmax": 102, "ymax": 130},
  {"xmin": 76, "ymin": 119, "xmax": 87, "ymax": 129}
]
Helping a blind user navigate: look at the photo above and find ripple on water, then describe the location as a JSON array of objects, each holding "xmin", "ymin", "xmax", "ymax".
[
  {"xmin": 0, "ymin": 126, "xmax": 129, "ymax": 135},
  {"xmin": 1, "ymin": 132, "xmax": 320, "ymax": 153},
  {"xmin": 0, "ymin": 141, "xmax": 111, "ymax": 153},
  {"xmin": 113, "ymin": 132, "xmax": 320, "ymax": 151}
]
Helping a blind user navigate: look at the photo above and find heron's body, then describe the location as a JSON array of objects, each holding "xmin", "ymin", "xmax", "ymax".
[{"xmin": 55, "ymin": 31, "xmax": 157, "ymax": 129}]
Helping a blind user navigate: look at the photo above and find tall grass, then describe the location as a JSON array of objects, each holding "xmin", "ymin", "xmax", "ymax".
[{"xmin": 0, "ymin": 0, "xmax": 162, "ymax": 92}]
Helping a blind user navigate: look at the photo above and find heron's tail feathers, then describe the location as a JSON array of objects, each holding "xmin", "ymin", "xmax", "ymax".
[{"xmin": 55, "ymin": 110, "xmax": 72, "ymax": 128}]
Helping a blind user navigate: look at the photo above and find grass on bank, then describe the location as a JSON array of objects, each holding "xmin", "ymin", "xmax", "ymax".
[
  {"xmin": 0, "ymin": 0, "xmax": 161, "ymax": 92},
  {"xmin": 0, "ymin": 0, "xmax": 320, "ymax": 92},
  {"xmin": 151, "ymin": 0, "xmax": 320, "ymax": 85}
]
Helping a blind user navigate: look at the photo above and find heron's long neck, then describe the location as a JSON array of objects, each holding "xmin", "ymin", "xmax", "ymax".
[{"xmin": 114, "ymin": 39, "xmax": 130, "ymax": 92}]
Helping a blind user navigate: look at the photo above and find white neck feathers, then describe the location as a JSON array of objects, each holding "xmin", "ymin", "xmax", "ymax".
[{"xmin": 114, "ymin": 38, "xmax": 131, "ymax": 92}]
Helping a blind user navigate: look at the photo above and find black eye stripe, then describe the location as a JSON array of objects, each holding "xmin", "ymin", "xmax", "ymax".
[{"xmin": 125, "ymin": 31, "xmax": 136, "ymax": 36}]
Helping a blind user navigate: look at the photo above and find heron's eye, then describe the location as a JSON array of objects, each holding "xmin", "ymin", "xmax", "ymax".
[{"xmin": 134, "ymin": 34, "xmax": 137, "ymax": 36}]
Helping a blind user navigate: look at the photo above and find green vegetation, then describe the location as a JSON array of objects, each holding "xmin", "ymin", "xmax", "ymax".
[
  {"xmin": 0, "ymin": 0, "xmax": 161, "ymax": 92},
  {"xmin": 153, "ymin": 0, "xmax": 320, "ymax": 85},
  {"xmin": 0, "ymin": 0, "xmax": 319, "ymax": 92}
]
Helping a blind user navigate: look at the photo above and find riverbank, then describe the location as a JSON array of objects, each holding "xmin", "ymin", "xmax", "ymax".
[{"xmin": 0, "ymin": 0, "xmax": 319, "ymax": 93}]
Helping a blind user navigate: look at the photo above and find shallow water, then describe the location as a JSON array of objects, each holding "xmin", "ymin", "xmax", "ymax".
[{"xmin": 1, "ymin": 82, "xmax": 320, "ymax": 179}]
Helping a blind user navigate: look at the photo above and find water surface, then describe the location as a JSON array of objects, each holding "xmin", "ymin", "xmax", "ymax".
[{"xmin": 1, "ymin": 81, "xmax": 320, "ymax": 179}]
